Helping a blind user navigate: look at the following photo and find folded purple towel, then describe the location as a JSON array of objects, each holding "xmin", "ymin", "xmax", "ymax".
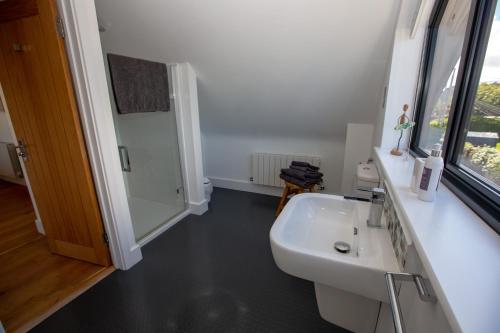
[{"xmin": 291, "ymin": 161, "xmax": 319, "ymax": 171}]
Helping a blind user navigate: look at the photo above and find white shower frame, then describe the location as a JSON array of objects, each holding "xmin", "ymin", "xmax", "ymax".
[{"xmin": 57, "ymin": 0, "xmax": 208, "ymax": 270}]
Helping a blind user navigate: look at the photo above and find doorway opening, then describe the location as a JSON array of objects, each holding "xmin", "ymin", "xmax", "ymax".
[
  {"xmin": 0, "ymin": 180, "xmax": 112, "ymax": 332},
  {"xmin": 0, "ymin": 0, "xmax": 114, "ymax": 331}
]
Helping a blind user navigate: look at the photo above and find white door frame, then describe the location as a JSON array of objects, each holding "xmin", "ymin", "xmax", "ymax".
[
  {"xmin": 57, "ymin": 0, "xmax": 208, "ymax": 269},
  {"xmin": 58, "ymin": 0, "xmax": 142, "ymax": 269}
]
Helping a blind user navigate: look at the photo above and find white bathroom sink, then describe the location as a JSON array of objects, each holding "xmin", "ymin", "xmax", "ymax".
[{"xmin": 270, "ymin": 193, "xmax": 399, "ymax": 303}]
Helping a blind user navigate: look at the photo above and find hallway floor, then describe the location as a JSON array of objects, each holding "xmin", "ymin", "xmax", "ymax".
[
  {"xmin": 33, "ymin": 188, "xmax": 347, "ymax": 332},
  {"xmin": 0, "ymin": 180, "xmax": 40, "ymax": 255},
  {"xmin": 0, "ymin": 180, "xmax": 112, "ymax": 332}
]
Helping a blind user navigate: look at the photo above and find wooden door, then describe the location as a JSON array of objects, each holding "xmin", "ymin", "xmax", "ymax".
[{"xmin": 0, "ymin": 0, "xmax": 111, "ymax": 266}]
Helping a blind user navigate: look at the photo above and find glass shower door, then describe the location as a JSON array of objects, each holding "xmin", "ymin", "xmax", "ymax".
[{"xmin": 109, "ymin": 64, "xmax": 186, "ymax": 240}]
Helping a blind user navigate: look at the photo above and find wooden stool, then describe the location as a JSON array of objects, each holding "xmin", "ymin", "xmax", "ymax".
[{"xmin": 275, "ymin": 181, "xmax": 315, "ymax": 216}]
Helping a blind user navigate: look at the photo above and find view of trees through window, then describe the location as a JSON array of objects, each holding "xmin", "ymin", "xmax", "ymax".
[
  {"xmin": 458, "ymin": 5, "xmax": 500, "ymax": 188},
  {"xmin": 421, "ymin": 3, "xmax": 500, "ymax": 188},
  {"xmin": 429, "ymin": 82, "xmax": 500, "ymax": 186},
  {"xmin": 458, "ymin": 85, "xmax": 500, "ymax": 186},
  {"xmin": 413, "ymin": 0, "xmax": 499, "ymax": 228}
]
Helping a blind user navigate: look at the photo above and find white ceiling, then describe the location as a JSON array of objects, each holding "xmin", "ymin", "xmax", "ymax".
[{"xmin": 95, "ymin": 0, "xmax": 400, "ymax": 140}]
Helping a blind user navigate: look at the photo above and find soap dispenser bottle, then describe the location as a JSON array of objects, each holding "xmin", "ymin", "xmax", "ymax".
[{"xmin": 418, "ymin": 144, "xmax": 444, "ymax": 202}]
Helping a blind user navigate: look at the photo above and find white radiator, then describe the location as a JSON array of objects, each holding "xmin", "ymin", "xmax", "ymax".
[{"xmin": 251, "ymin": 153, "xmax": 321, "ymax": 187}]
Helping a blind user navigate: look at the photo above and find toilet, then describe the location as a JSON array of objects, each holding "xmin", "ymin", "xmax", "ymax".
[
  {"xmin": 203, "ymin": 177, "xmax": 213, "ymax": 203},
  {"xmin": 353, "ymin": 162, "xmax": 380, "ymax": 199}
]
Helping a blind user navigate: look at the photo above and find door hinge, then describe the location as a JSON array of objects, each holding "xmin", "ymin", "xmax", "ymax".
[
  {"xmin": 56, "ymin": 15, "xmax": 65, "ymax": 38},
  {"xmin": 103, "ymin": 232, "xmax": 109, "ymax": 244}
]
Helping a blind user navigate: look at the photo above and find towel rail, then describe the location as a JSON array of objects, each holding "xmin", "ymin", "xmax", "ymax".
[{"xmin": 385, "ymin": 272, "xmax": 437, "ymax": 333}]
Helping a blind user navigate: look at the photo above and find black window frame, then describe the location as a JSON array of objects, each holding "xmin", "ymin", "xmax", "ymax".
[{"xmin": 410, "ymin": 0, "xmax": 500, "ymax": 233}]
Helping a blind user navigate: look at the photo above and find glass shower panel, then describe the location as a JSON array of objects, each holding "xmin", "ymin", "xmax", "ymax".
[{"xmin": 107, "ymin": 63, "xmax": 186, "ymax": 240}]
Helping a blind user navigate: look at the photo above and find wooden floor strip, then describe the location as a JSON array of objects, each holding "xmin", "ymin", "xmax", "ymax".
[
  {"xmin": 0, "ymin": 180, "xmax": 114, "ymax": 332},
  {"xmin": 0, "ymin": 180, "xmax": 39, "ymax": 255}
]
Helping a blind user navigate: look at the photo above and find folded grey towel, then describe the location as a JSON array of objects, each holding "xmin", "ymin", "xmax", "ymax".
[
  {"xmin": 291, "ymin": 161, "xmax": 319, "ymax": 171},
  {"xmin": 280, "ymin": 173, "xmax": 321, "ymax": 187},
  {"xmin": 289, "ymin": 165, "xmax": 324, "ymax": 177},
  {"xmin": 290, "ymin": 165, "xmax": 310, "ymax": 172},
  {"xmin": 281, "ymin": 168, "xmax": 323, "ymax": 181}
]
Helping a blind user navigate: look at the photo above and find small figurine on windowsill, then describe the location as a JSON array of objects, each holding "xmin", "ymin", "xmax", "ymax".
[{"xmin": 391, "ymin": 104, "xmax": 415, "ymax": 156}]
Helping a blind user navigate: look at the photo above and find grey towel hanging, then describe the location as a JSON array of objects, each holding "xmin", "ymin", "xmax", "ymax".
[{"xmin": 107, "ymin": 53, "xmax": 169, "ymax": 114}]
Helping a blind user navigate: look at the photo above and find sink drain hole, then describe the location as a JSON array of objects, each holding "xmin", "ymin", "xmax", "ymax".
[{"xmin": 334, "ymin": 241, "xmax": 351, "ymax": 254}]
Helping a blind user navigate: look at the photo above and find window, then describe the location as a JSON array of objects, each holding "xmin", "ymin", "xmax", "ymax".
[
  {"xmin": 416, "ymin": 1, "xmax": 471, "ymax": 153},
  {"xmin": 412, "ymin": 0, "xmax": 500, "ymax": 232},
  {"xmin": 457, "ymin": 17, "xmax": 500, "ymax": 188}
]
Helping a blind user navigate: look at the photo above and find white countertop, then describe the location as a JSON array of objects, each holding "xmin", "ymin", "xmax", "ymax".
[{"xmin": 374, "ymin": 147, "xmax": 500, "ymax": 333}]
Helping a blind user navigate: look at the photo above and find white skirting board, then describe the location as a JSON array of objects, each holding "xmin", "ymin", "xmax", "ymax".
[
  {"xmin": 189, "ymin": 199, "xmax": 209, "ymax": 215},
  {"xmin": 0, "ymin": 175, "xmax": 25, "ymax": 186},
  {"xmin": 209, "ymin": 176, "xmax": 283, "ymax": 197},
  {"xmin": 136, "ymin": 200, "xmax": 206, "ymax": 248},
  {"xmin": 35, "ymin": 218, "xmax": 45, "ymax": 235},
  {"xmin": 137, "ymin": 209, "xmax": 190, "ymax": 247}
]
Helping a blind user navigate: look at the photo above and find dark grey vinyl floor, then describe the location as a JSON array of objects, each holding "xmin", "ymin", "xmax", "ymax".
[{"xmin": 33, "ymin": 188, "xmax": 347, "ymax": 332}]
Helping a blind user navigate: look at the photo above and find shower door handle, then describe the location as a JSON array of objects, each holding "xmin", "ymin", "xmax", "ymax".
[{"xmin": 118, "ymin": 145, "xmax": 131, "ymax": 172}]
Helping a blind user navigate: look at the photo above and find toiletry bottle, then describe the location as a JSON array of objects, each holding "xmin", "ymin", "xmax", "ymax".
[{"xmin": 418, "ymin": 144, "xmax": 444, "ymax": 202}]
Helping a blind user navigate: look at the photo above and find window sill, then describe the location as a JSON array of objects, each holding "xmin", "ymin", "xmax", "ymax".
[{"xmin": 374, "ymin": 147, "xmax": 500, "ymax": 333}]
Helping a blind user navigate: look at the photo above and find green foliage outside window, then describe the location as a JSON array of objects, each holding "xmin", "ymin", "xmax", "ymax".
[
  {"xmin": 429, "ymin": 115, "xmax": 500, "ymax": 133},
  {"xmin": 463, "ymin": 142, "xmax": 500, "ymax": 184},
  {"xmin": 429, "ymin": 82, "xmax": 500, "ymax": 132},
  {"xmin": 476, "ymin": 82, "xmax": 500, "ymax": 107}
]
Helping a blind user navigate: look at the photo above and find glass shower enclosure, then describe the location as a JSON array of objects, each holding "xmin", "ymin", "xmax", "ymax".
[{"xmin": 105, "ymin": 57, "xmax": 186, "ymax": 241}]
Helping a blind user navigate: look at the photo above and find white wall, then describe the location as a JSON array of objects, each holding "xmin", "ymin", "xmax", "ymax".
[
  {"xmin": 95, "ymin": 0, "xmax": 400, "ymax": 194},
  {"xmin": 0, "ymin": 104, "xmax": 13, "ymax": 142},
  {"xmin": 375, "ymin": 0, "xmax": 436, "ymax": 151},
  {"xmin": 206, "ymin": 133, "xmax": 345, "ymax": 195},
  {"xmin": 0, "ymin": 102, "xmax": 15, "ymax": 180},
  {"xmin": 0, "ymin": 99, "xmax": 23, "ymax": 183}
]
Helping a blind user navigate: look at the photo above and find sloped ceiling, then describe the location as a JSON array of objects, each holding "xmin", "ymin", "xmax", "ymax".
[{"xmin": 95, "ymin": 0, "xmax": 400, "ymax": 140}]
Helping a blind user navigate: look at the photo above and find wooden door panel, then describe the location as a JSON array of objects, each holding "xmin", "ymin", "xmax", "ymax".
[
  {"xmin": 0, "ymin": 0, "xmax": 110, "ymax": 266},
  {"xmin": 0, "ymin": 25, "xmax": 65, "ymax": 250},
  {"xmin": 0, "ymin": 22, "xmax": 78, "ymax": 247},
  {"xmin": 18, "ymin": 18, "xmax": 92, "ymax": 246},
  {"xmin": 0, "ymin": 0, "xmax": 38, "ymax": 24}
]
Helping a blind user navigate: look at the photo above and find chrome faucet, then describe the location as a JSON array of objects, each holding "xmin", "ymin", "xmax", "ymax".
[{"xmin": 358, "ymin": 187, "xmax": 385, "ymax": 228}]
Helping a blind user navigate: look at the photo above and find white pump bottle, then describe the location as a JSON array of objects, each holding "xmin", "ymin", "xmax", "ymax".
[{"xmin": 418, "ymin": 144, "xmax": 444, "ymax": 202}]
